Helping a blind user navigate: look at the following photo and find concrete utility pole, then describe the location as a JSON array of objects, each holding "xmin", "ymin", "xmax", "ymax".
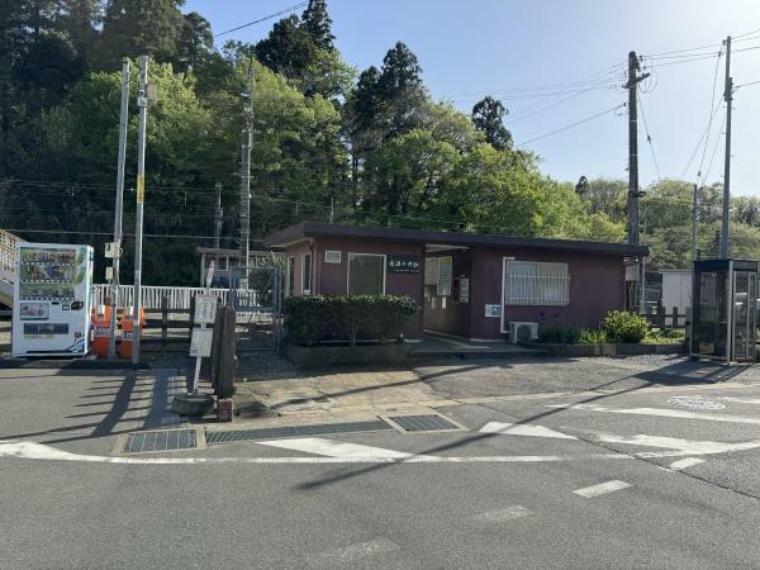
[
  {"xmin": 108, "ymin": 59, "xmax": 130, "ymax": 360},
  {"xmin": 239, "ymin": 62, "xmax": 254, "ymax": 290},
  {"xmin": 132, "ymin": 55, "xmax": 149, "ymax": 367},
  {"xmin": 692, "ymin": 183, "xmax": 699, "ymax": 261},
  {"xmin": 214, "ymin": 181, "xmax": 223, "ymax": 281},
  {"xmin": 721, "ymin": 35, "xmax": 733, "ymax": 259},
  {"xmin": 624, "ymin": 51, "xmax": 649, "ymax": 315}
]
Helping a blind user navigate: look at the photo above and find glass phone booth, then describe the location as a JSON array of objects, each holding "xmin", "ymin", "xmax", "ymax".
[{"xmin": 690, "ymin": 259, "xmax": 758, "ymax": 362}]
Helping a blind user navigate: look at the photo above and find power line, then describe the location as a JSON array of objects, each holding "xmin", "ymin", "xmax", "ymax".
[
  {"xmin": 695, "ymin": 49, "xmax": 724, "ymax": 180},
  {"xmin": 681, "ymin": 99, "xmax": 723, "ymax": 177},
  {"xmin": 701, "ymin": 109, "xmax": 727, "ymax": 187},
  {"xmin": 735, "ymin": 78, "xmax": 760, "ymax": 89},
  {"xmin": 637, "ymin": 89, "xmax": 661, "ymax": 180},
  {"xmin": 520, "ymin": 103, "xmax": 626, "ymax": 146},
  {"xmin": 214, "ymin": 1, "xmax": 308, "ymax": 38}
]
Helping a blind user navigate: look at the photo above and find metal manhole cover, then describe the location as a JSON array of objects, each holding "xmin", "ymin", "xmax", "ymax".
[
  {"xmin": 123, "ymin": 429, "xmax": 197, "ymax": 454},
  {"xmin": 389, "ymin": 414, "xmax": 461, "ymax": 432},
  {"xmin": 206, "ymin": 419, "xmax": 392, "ymax": 445},
  {"xmin": 667, "ymin": 396, "xmax": 726, "ymax": 411}
]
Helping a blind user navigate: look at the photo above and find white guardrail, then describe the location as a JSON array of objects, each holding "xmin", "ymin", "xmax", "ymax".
[{"xmin": 92, "ymin": 284, "xmax": 254, "ymax": 310}]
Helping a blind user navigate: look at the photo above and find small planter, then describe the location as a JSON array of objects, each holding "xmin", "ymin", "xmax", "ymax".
[
  {"xmin": 521, "ymin": 341, "xmax": 685, "ymax": 357},
  {"xmin": 286, "ymin": 342, "xmax": 411, "ymax": 369}
]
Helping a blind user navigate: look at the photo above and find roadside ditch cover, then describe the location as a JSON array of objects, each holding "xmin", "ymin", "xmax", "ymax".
[
  {"xmin": 206, "ymin": 419, "xmax": 392, "ymax": 445},
  {"xmin": 667, "ymin": 396, "xmax": 726, "ymax": 411},
  {"xmin": 123, "ymin": 429, "xmax": 197, "ymax": 453},
  {"xmin": 388, "ymin": 414, "xmax": 461, "ymax": 432}
]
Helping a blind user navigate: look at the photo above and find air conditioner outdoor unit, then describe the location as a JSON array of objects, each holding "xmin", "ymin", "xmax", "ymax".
[{"xmin": 509, "ymin": 321, "xmax": 539, "ymax": 343}]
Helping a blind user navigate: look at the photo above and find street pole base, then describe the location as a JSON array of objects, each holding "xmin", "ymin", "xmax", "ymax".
[{"xmin": 172, "ymin": 394, "xmax": 214, "ymax": 417}]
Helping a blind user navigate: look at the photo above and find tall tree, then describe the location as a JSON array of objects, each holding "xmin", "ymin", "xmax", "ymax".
[
  {"xmin": 255, "ymin": 15, "xmax": 315, "ymax": 79},
  {"xmin": 471, "ymin": 96, "xmax": 512, "ymax": 150},
  {"xmin": 176, "ymin": 12, "xmax": 213, "ymax": 72},
  {"xmin": 376, "ymin": 42, "xmax": 426, "ymax": 138},
  {"xmin": 301, "ymin": 0, "xmax": 334, "ymax": 50},
  {"xmin": 96, "ymin": 0, "xmax": 185, "ymax": 70}
]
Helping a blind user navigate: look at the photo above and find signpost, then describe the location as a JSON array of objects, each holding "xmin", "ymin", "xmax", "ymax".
[{"xmin": 189, "ymin": 294, "xmax": 217, "ymax": 395}]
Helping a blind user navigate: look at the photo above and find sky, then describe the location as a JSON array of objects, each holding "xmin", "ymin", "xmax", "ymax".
[{"xmin": 184, "ymin": 0, "xmax": 760, "ymax": 196}]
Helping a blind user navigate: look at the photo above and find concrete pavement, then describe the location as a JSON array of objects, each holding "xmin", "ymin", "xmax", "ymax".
[{"xmin": 5, "ymin": 357, "xmax": 760, "ymax": 567}]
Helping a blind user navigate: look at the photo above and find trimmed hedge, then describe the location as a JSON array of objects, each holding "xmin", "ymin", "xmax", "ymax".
[
  {"xmin": 283, "ymin": 295, "xmax": 418, "ymax": 346},
  {"xmin": 603, "ymin": 310, "xmax": 649, "ymax": 343}
]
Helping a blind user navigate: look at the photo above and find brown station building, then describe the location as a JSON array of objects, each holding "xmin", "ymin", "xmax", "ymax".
[{"xmin": 263, "ymin": 222, "xmax": 649, "ymax": 342}]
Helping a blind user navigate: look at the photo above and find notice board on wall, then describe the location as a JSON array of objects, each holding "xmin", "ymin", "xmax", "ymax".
[
  {"xmin": 424, "ymin": 257, "xmax": 438, "ymax": 285},
  {"xmin": 437, "ymin": 256, "xmax": 453, "ymax": 296}
]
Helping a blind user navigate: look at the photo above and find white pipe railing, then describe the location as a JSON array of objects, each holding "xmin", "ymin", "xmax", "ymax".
[{"xmin": 92, "ymin": 284, "xmax": 262, "ymax": 310}]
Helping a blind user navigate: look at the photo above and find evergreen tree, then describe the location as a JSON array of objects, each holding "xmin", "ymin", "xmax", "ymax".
[
  {"xmin": 376, "ymin": 42, "xmax": 426, "ymax": 138},
  {"xmin": 471, "ymin": 96, "xmax": 512, "ymax": 150},
  {"xmin": 255, "ymin": 15, "xmax": 315, "ymax": 79},
  {"xmin": 97, "ymin": 0, "xmax": 185, "ymax": 70},
  {"xmin": 176, "ymin": 12, "xmax": 213, "ymax": 71},
  {"xmin": 301, "ymin": 0, "xmax": 334, "ymax": 50}
]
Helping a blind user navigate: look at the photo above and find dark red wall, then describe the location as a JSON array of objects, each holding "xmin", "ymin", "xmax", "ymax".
[
  {"xmin": 423, "ymin": 250, "xmax": 472, "ymax": 337},
  {"xmin": 469, "ymin": 247, "xmax": 626, "ymax": 339}
]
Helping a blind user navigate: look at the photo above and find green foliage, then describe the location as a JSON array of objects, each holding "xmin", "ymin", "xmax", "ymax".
[
  {"xmin": 578, "ymin": 328, "xmax": 608, "ymax": 344},
  {"xmin": 472, "ymin": 96, "xmax": 512, "ymax": 150},
  {"xmin": 603, "ymin": 310, "xmax": 649, "ymax": 343},
  {"xmin": 283, "ymin": 295, "xmax": 417, "ymax": 346},
  {"xmin": 538, "ymin": 324, "xmax": 581, "ymax": 344}
]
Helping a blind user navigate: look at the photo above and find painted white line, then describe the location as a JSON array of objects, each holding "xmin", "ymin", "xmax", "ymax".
[
  {"xmin": 669, "ymin": 457, "xmax": 705, "ymax": 471},
  {"xmin": 307, "ymin": 539, "xmax": 399, "ymax": 568},
  {"xmin": 573, "ymin": 480, "xmax": 631, "ymax": 498},
  {"xmin": 548, "ymin": 403, "xmax": 760, "ymax": 425},
  {"xmin": 256, "ymin": 437, "xmax": 415, "ymax": 459},
  {"xmin": 581, "ymin": 431, "xmax": 760, "ymax": 456},
  {"xmin": 718, "ymin": 397, "xmax": 760, "ymax": 405},
  {"xmin": 480, "ymin": 421, "xmax": 577, "ymax": 440},
  {"xmin": 473, "ymin": 505, "xmax": 532, "ymax": 523},
  {"xmin": 0, "ymin": 440, "xmax": 629, "ymax": 465}
]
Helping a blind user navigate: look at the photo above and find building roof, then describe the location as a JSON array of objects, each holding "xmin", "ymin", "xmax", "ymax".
[{"xmin": 263, "ymin": 222, "xmax": 649, "ymax": 257}]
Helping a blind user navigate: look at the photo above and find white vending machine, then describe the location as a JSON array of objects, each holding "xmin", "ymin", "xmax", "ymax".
[{"xmin": 12, "ymin": 243, "xmax": 94, "ymax": 357}]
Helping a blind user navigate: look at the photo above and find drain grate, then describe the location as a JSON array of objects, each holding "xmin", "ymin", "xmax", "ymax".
[
  {"xmin": 123, "ymin": 429, "xmax": 197, "ymax": 453},
  {"xmin": 389, "ymin": 414, "xmax": 460, "ymax": 432},
  {"xmin": 206, "ymin": 419, "xmax": 392, "ymax": 445}
]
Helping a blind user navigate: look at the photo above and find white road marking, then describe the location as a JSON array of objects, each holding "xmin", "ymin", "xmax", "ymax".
[
  {"xmin": 718, "ymin": 397, "xmax": 760, "ymax": 405},
  {"xmin": 669, "ymin": 457, "xmax": 705, "ymax": 471},
  {"xmin": 474, "ymin": 505, "xmax": 532, "ymax": 523},
  {"xmin": 480, "ymin": 421, "xmax": 577, "ymax": 440},
  {"xmin": 0, "ymin": 439, "xmax": 625, "ymax": 465},
  {"xmin": 573, "ymin": 480, "xmax": 631, "ymax": 498},
  {"xmin": 579, "ymin": 430, "xmax": 760, "ymax": 456},
  {"xmin": 307, "ymin": 539, "xmax": 399, "ymax": 568},
  {"xmin": 548, "ymin": 403, "xmax": 760, "ymax": 425},
  {"xmin": 256, "ymin": 437, "xmax": 416, "ymax": 459}
]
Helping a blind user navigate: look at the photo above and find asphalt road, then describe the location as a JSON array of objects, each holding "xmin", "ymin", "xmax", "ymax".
[{"xmin": 4, "ymin": 361, "xmax": 760, "ymax": 568}]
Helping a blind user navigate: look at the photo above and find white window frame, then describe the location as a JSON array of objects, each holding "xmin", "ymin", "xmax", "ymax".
[
  {"xmin": 500, "ymin": 258, "xmax": 570, "ymax": 333},
  {"xmin": 347, "ymin": 252, "xmax": 387, "ymax": 295},
  {"xmin": 218, "ymin": 256, "xmax": 229, "ymax": 271},
  {"xmin": 302, "ymin": 253, "xmax": 312, "ymax": 295}
]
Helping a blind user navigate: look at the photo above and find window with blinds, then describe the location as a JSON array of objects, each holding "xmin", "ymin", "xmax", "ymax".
[{"xmin": 504, "ymin": 261, "xmax": 570, "ymax": 305}]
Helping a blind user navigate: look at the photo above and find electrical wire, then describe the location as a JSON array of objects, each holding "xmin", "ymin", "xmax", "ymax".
[
  {"xmin": 520, "ymin": 103, "xmax": 626, "ymax": 146},
  {"xmin": 214, "ymin": 1, "xmax": 308, "ymax": 38},
  {"xmin": 695, "ymin": 48, "xmax": 723, "ymax": 180},
  {"xmin": 701, "ymin": 109, "xmax": 727, "ymax": 186},
  {"xmin": 735, "ymin": 78, "xmax": 760, "ymax": 89},
  {"xmin": 681, "ymin": 99, "xmax": 722, "ymax": 178},
  {"xmin": 637, "ymin": 88, "xmax": 661, "ymax": 181}
]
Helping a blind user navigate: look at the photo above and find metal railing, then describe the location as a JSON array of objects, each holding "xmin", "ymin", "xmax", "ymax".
[
  {"xmin": 92, "ymin": 284, "xmax": 257, "ymax": 310},
  {"xmin": 504, "ymin": 274, "xmax": 571, "ymax": 306},
  {"xmin": 0, "ymin": 229, "xmax": 21, "ymax": 285}
]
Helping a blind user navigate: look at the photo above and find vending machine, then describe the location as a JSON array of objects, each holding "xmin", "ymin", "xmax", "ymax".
[{"xmin": 11, "ymin": 243, "xmax": 94, "ymax": 357}]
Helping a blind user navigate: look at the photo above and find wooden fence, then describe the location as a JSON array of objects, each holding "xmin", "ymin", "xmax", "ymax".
[{"xmin": 646, "ymin": 304, "xmax": 689, "ymax": 329}]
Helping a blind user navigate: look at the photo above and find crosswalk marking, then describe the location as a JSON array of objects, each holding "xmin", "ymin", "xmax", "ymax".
[
  {"xmin": 669, "ymin": 457, "xmax": 705, "ymax": 471},
  {"xmin": 307, "ymin": 539, "xmax": 400, "ymax": 568},
  {"xmin": 255, "ymin": 437, "xmax": 416, "ymax": 459},
  {"xmin": 548, "ymin": 403, "xmax": 760, "ymax": 425},
  {"xmin": 718, "ymin": 397, "xmax": 760, "ymax": 405},
  {"xmin": 474, "ymin": 505, "xmax": 532, "ymax": 523},
  {"xmin": 573, "ymin": 480, "xmax": 631, "ymax": 498},
  {"xmin": 577, "ymin": 431, "xmax": 760, "ymax": 456},
  {"xmin": 479, "ymin": 421, "xmax": 577, "ymax": 440}
]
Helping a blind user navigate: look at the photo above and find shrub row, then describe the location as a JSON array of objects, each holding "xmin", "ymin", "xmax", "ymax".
[
  {"xmin": 538, "ymin": 310, "xmax": 650, "ymax": 345},
  {"xmin": 283, "ymin": 295, "xmax": 418, "ymax": 346}
]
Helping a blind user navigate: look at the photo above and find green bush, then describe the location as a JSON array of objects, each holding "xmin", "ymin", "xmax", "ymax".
[
  {"xmin": 283, "ymin": 295, "xmax": 418, "ymax": 346},
  {"xmin": 603, "ymin": 310, "xmax": 649, "ymax": 343},
  {"xmin": 539, "ymin": 324, "xmax": 581, "ymax": 344},
  {"xmin": 578, "ymin": 328, "xmax": 608, "ymax": 344}
]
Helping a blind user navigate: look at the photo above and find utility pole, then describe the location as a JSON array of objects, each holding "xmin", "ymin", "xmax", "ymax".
[
  {"xmin": 132, "ymin": 55, "xmax": 149, "ymax": 367},
  {"xmin": 239, "ymin": 62, "xmax": 254, "ymax": 290},
  {"xmin": 721, "ymin": 35, "xmax": 733, "ymax": 259},
  {"xmin": 214, "ymin": 182, "xmax": 223, "ymax": 282},
  {"xmin": 625, "ymin": 51, "xmax": 650, "ymax": 314},
  {"xmin": 108, "ymin": 59, "xmax": 130, "ymax": 360},
  {"xmin": 692, "ymin": 184, "xmax": 699, "ymax": 261}
]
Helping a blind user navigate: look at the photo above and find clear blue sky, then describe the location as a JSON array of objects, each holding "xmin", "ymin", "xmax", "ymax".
[{"xmin": 185, "ymin": 0, "xmax": 760, "ymax": 195}]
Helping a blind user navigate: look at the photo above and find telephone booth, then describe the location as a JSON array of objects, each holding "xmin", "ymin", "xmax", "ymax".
[{"xmin": 690, "ymin": 259, "xmax": 758, "ymax": 362}]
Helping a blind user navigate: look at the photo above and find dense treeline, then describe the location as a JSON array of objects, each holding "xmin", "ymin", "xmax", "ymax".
[{"xmin": 0, "ymin": 1, "xmax": 756, "ymax": 284}]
